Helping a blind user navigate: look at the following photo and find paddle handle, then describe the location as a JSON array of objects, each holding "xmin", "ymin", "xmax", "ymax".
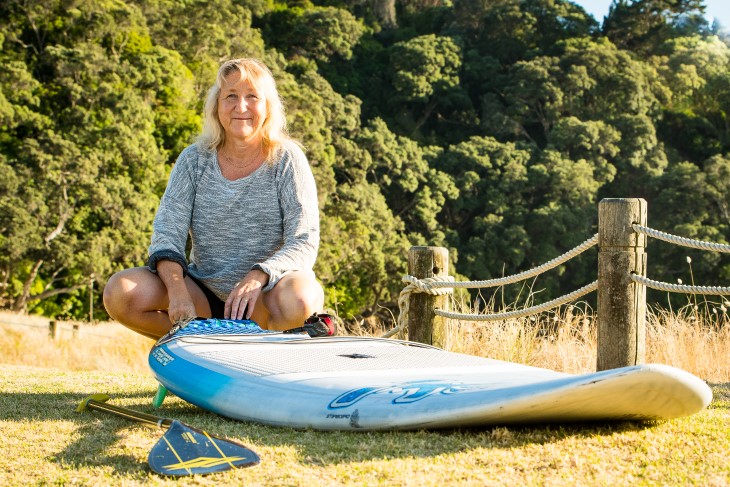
[{"xmin": 79, "ymin": 395, "xmax": 172, "ymax": 429}]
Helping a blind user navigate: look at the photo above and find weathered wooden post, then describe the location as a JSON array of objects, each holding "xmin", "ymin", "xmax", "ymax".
[
  {"xmin": 407, "ymin": 246, "xmax": 449, "ymax": 348},
  {"xmin": 89, "ymin": 276, "xmax": 94, "ymax": 324},
  {"xmin": 597, "ymin": 198, "xmax": 647, "ymax": 371},
  {"xmin": 49, "ymin": 320, "xmax": 58, "ymax": 340}
]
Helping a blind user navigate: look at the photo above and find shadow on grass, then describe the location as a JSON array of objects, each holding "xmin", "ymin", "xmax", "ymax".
[
  {"xmin": 5, "ymin": 366, "xmax": 721, "ymax": 471},
  {"xmin": 1, "ymin": 386, "xmax": 666, "ymax": 473},
  {"xmin": 0, "ymin": 389, "xmax": 162, "ymax": 476},
  {"xmin": 708, "ymin": 382, "xmax": 729, "ymax": 409}
]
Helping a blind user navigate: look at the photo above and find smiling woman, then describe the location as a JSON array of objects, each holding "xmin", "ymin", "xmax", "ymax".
[
  {"xmin": 216, "ymin": 73, "xmax": 268, "ymax": 179},
  {"xmin": 103, "ymin": 58, "xmax": 325, "ymax": 341},
  {"xmin": 218, "ymin": 76, "xmax": 265, "ymax": 128},
  {"xmin": 202, "ymin": 59, "xmax": 289, "ymax": 163}
]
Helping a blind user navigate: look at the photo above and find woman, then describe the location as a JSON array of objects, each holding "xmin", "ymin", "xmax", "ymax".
[{"xmin": 103, "ymin": 58, "xmax": 324, "ymax": 339}]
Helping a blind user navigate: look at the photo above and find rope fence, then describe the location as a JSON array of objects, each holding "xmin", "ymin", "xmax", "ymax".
[
  {"xmin": 384, "ymin": 235, "xmax": 599, "ymax": 338},
  {"xmin": 433, "ymin": 281, "xmax": 598, "ymax": 322},
  {"xmin": 392, "ymin": 198, "xmax": 729, "ymax": 370},
  {"xmin": 630, "ymin": 274, "xmax": 730, "ymax": 295},
  {"xmin": 632, "ymin": 224, "xmax": 730, "ymax": 253},
  {"xmin": 402, "ymin": 234, "xmax": 599, "ymax": 291}
]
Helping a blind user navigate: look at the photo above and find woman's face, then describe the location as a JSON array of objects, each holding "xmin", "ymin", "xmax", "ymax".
[{"xmin": 217, "ymin": 70, "xmax": 267, "ymax": 143}]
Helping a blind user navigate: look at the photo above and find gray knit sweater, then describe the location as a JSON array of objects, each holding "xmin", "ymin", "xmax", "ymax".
[{"xmin": 148, "ymin": 141, "xmax": 319, "ymax": 299}]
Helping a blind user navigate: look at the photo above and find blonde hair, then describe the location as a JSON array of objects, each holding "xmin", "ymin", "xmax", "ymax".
[{"xmin": 198, "ymin": 58, "xmax": 290, "ymax": 160}]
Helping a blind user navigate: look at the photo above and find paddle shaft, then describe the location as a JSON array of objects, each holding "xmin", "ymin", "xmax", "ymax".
[{"xmin": 85, "ymin": 398, "xmax": 173, "ymax": 429}]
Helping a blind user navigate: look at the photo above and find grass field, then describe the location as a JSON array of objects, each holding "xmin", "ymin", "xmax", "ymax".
[{"xmin": 1, "ymin": 308, "xmax": 729, "ymax": 486}]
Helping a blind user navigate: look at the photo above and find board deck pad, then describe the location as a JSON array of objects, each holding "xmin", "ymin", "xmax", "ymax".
[{"xmin": 149, "ymin": 319, "xmax": 713, "ymax": 431}]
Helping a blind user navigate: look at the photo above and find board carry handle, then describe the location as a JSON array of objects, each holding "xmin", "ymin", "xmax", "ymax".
[{"xmin": 77, "ymin": 394, "xmax": 172, "ymax": 429}]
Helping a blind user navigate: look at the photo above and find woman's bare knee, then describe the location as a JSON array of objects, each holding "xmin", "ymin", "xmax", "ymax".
[
  {"xmin": 283, "ymin": 292, "xmax": 319, "ymax": 319},
  {"xmin": 103, "ymin": 272, "xmax": 130, "ymax": 321},
  {"xmin": 264, "ymin": 273, "xmax": 324, "ymax": 329},
  {"xmin": 103, "ymin": 268, "xmax": 166, "ymax": 322},
  {"xmin": 103, "ymin": 268, "xmax": 216, "ymax": 339}
]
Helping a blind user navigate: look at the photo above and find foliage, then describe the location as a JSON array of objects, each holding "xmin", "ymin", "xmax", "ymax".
[{"xmin": 0, "ymin": 0, "xmax": 728, "ymax": 322}]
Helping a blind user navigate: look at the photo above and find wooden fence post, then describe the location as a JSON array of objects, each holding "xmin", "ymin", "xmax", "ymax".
[
  {"xmin": 49, "ymin": 320, "xmax": 58, "ymax": 340},
  {"xmin": 407, "ymin": 246, "xmax": 449, "ymax": 348},
  {"xmin": 597, "ymin": 198, "xmax": 647, "ymax": 371},
  {"xmin": 89, "ymin": 276, "xmax": 94, "ymax": 324}
]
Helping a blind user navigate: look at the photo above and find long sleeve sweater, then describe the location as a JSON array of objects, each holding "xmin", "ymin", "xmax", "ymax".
[{"xmin": 148, "ymin": 140, "xmax": 319, "ymax": 299}]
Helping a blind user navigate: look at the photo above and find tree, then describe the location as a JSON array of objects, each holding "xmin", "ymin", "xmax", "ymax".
[
  {"xmin": 260, "ymin": 4, "xmax": 363, "ymax": 63},
  {"xmin": 450, "ymin": 0, "xmax": 597, "ymax": 63},
  {"xmin": 603, "ymin": 0, "xmax": 708, "ymax": 53},
  {"xmin": 0, "ymin": 0, "xmax": 191, "ymax": 315},
  {"xmin": 437, "ymin": 136, "xmax": 531, "ymax": 281},
  {"xmin": 388, "ymin": 33, "xmax": 464, "ymax": 138},
  {"xmin": 558, "ymin": 37, "xmax": 669, "ymax": 121},
  {"xmin": 496, "ymin": 55, "xmax": 564, "ymax": 144},
  {"xmin": 2, "ymin": 0, "xmax": 729, "ymax": 320},
  {"xmin": 133, "ymin": 0, "xmax": 267, "ymax": 90},
  {"xmin": 357, "ymin": 117, "xmax": 458, "ymax": 244},
  {"xmin": 649, "ymin": 158, "xmax": 730, "ymax": 286},
  {"xmin": 658, "ymin": 35, "xmax": 730, "ymax": 151}
]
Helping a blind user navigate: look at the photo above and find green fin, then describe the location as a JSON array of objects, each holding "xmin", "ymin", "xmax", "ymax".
[{"xmin": 152, "ymin": 384, "xmax": 168, "ymax": 409}]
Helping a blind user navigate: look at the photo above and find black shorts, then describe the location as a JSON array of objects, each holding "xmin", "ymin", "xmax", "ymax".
[{"xmin": 189, "ymin": 275, "xmax": 226, "ymax": 319}]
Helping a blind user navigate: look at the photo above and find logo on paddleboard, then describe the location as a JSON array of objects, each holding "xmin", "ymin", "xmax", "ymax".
[
  {"xmin": 328, "ymin": 381, "xmax": 465, "ymax": 409},
  {"xmin": 151, "ymin": 347, "xmax": 175, "ymax": 366}
]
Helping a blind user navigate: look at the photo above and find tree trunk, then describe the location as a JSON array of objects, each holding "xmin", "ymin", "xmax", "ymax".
[
  {"xmin": 13, "ymin": 259, "xmax": 43, "ymax": 312},
  {"xmin": 370, "ymin": 0, "xmax": 397, "ymax": 29},
  {"xmin": 29, "ymin": 283, "xmax": 87, "ymax": 302},
  {"xmin": 411, "ymin": 98, "xmax": 439, "ymax": 138}
]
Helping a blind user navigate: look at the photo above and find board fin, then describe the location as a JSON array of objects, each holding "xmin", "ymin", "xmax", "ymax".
[{"xmin": 153, "ymin": 384, "xmax": 168, "ymax": 409}]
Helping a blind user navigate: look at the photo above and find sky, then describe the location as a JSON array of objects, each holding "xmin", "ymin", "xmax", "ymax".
[{"xmin": 572, "ymin": 0, "xmax": 730, "ymax": 29}]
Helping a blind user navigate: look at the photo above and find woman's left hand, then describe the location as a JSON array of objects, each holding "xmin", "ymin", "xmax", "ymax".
[{"xmin": 225, "ymin": 269, "xmax": 269, "ymax": 320}]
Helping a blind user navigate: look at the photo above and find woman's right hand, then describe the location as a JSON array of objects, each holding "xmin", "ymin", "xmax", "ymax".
[
  {"xmin": 157, "ymin": 260, "xmax": 197, "ymax": 324},
  {"xmin": 167, "ymin": 292, "xmax": 197, "ymax": 324}
]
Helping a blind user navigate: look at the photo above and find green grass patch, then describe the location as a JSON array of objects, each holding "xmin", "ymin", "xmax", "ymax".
[{"xmin": 1, "ymin": 365, "xmax": 728, "ymax": 486}]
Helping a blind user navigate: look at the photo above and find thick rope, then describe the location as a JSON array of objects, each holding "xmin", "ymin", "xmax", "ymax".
[
  {"xmin": 382, "ymin": 224, "xmax": 729, "ymax": 338},
  {"xmin": 434, "ymin": 281, "xmax": 598, "ymax": 321},
  {"xmin": 631, "ymin": 274, "xmax": 730, "ymax": 295},
  {"xmin": 395, "ymin": 234, "xmax": 598, "ymax": 291},
  {"xmin": 383, "ymin": 234, "xmax": 598, "ymax": 337},
  {"xmin": 632, "ymin": 224, "xmax": 730, "ymax": 253},
  {"xmin": 382, "ymin": 276, "xmax": 454, "ymax": 339}
]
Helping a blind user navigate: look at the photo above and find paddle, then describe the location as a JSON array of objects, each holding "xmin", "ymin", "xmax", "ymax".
[{"xmin": 77, "ymin": 394, "xmax": 260, "ymax": 476}]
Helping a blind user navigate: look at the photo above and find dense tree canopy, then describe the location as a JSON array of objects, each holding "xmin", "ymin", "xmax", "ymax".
[{"xmin": 1, "ymin": 0, "xmax": 728, "ymax": 321}]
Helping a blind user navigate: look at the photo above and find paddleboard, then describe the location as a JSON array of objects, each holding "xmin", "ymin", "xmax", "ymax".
[{"xmin": 148, "ymin": 319, "xmax": 713, "ymax": 431}]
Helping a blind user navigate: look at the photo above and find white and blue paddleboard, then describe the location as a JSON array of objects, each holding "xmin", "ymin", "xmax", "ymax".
[{"xmin": 148, "ymin": 319, "xmax": 713, "ymax": 431}]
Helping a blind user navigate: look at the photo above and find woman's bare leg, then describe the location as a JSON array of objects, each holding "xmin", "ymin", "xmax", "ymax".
[
  {"xmin": 255, "ymin": 270, "xmax": 324, "ymax": 330},
  {"xmin": 104, "ymin": 267, "xmax": 323, "ymax": 336},
  {"xmin": 103, "ymin": 267, "xmax": 212, "ymax": 340}
]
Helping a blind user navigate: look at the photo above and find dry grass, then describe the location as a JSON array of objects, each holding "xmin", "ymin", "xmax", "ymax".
[
  {"xmin": 645, "ymin": 301, "xmax": 730, "ymax": 382},
  {"xmin": 2, "ymin": 297, "xmax": 730, "ymax": 383},
  {"xmin": 1, "ymin": 366, "xmax": 728, "ymax": 486},
  {"xmin": 448, "ymin": 303, "xmax": 598, "ymax": 375},
  {"xmin": 443, "ymin": 296, "xmax": 730, "ymax": 383},
  {"xmin": 1, "ymin": 308, "xmax": 729, "ymax": 485},
  {"xmin": 0, "ymin": 310, "xmax": 153, "ymax": 373}
]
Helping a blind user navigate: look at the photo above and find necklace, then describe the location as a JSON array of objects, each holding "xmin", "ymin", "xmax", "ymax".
[{"xmin": 219, "ymin": 147, "xmax": 262, "ymax": 169}]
